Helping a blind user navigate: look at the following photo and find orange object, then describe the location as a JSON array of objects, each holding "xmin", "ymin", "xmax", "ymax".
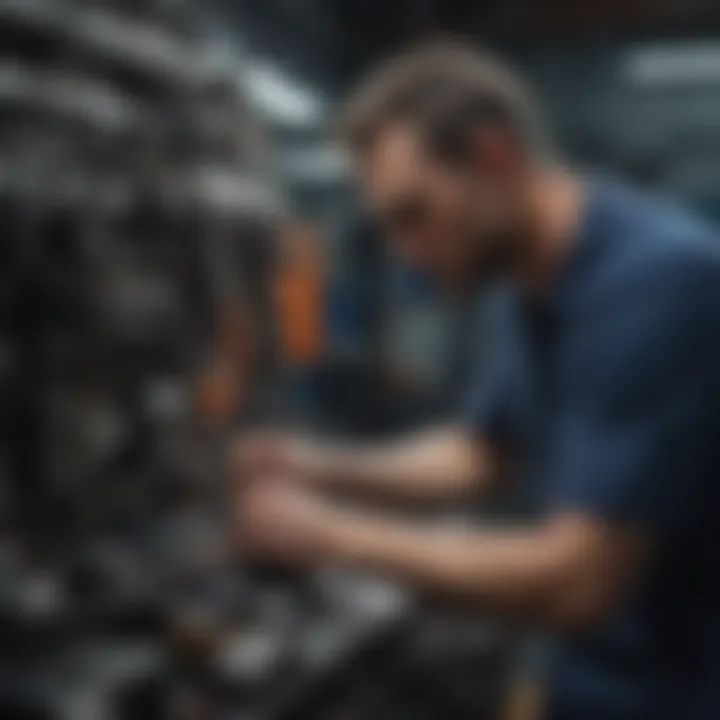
[
  {"xmin": 274, "ymin": 222, "xmax": 325, "ymax": 366},
  {"xmin": 195, "ymin": 307, "xmax": 253, "ymax": 424},
  {"xmin": 195, "ymin": 356, "xmax": 241, "ymax": 424}
]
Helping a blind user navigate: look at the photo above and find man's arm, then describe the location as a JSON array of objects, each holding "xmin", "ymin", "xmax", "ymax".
[
  {"xmin": 235, "ymin": 426, "xmax": 503, "ymax": 503},
  {"xmin": 239, "ymin": 479, "xmax": 647, "ymax": 632},
  {"xmin": 294, "ymin": 426, "xmax": 501, "ymax": 500},
  {"xmin": 327, "ymin": 510, "xmax": 648, "ymax": 630}
]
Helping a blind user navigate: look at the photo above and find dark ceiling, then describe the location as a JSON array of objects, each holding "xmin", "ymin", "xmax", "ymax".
[{"xmin": 219, "ymin": 0, "xmax": 720, "ymax": 91}]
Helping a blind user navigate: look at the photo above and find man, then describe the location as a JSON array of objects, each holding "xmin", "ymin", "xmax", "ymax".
[{"xmin": 235, "ymin": 43, "xmax": 720, "ymax": 720}]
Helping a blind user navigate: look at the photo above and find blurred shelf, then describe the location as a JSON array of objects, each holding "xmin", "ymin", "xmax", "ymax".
[
  {"xmin": 0, "ymin": 63, "xmax": 145, "ymax": 132},
  {"xmin": 0, "ymin": 171, "xmax": 131, "ymax": 214},
  {"xmin": 0, "ymin": 0, "xmax": 61, "ymax": 33},
  {"xmin": 0, "ymin": 158, "xmax": 284, "ymax": 224},
  {"xmin": 190, "ymin": 165, "xmax": 285, "ymax": 219},
  {"xmin": 72, "ymin": 7, "xmax": 201, "ymax": 85},
  {"xmin": 0, "ymin": 0, "xmax": 209, "ymax": 88}
]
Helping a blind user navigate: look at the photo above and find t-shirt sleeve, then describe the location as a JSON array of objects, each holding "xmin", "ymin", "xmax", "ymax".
[{"xmin": 548, "ymin": 283, "xmax": 720, "ymax": 533}]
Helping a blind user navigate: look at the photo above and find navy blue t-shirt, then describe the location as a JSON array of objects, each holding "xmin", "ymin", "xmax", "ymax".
[{"xmin": 465, "ymin": 180, "xmax": 720, "ymax": 720}]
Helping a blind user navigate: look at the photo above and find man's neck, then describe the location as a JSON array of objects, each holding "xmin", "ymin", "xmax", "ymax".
[{"xmin": 515, "ymin": 168, "xmax": 584, "ymax": 299}]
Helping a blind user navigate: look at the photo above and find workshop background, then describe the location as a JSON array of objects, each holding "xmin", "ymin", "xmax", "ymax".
[{"xmin": 2, "ymin": 1, "xmax": 720, "ymax": 719}]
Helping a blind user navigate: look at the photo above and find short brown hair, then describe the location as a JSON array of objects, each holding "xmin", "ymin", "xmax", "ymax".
[{"xmin": 339, "ymin": 41, "xmax": 546, "ymax": 163}]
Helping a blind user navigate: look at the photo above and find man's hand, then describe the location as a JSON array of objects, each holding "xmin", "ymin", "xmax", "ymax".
[
  {"xmin": 236, "ymin": 478, "xmax": 337, "ymax": 567},
  {"xmin": 232, "ymin": 430, "xmax": 311, "ymax": 482}
]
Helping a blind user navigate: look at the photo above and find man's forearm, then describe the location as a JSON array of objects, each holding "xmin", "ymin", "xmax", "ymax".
[
  {"xmin": 320, "ymin": 510, "xmax": 608, "ymax": 629},
  {"xmin": 301, "ymin": 426, "xmax": 495, "ymax": 503}
]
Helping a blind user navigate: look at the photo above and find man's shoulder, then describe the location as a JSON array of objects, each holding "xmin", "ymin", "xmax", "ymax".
[
  {"xmin": 582, "ymin": 183, "xmax": 720, "ymax": 319},
  {"xmin": 567, "ymin": 185, "xmax": 720, "ymax": 394}
]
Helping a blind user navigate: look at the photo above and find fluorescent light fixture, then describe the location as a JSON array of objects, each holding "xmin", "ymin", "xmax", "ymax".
[
  {"xmin": 625, "ymin": 43, "xmax": 720, "ymax": 85},
  {"xmin": 244, "ymin": 61, "xmax": 323, "ymax": 127}
]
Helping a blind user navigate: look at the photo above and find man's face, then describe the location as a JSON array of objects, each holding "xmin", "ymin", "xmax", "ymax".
[{"xmin": 358, "ymin": 124, "xmax": 523, "ymax": 290}]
